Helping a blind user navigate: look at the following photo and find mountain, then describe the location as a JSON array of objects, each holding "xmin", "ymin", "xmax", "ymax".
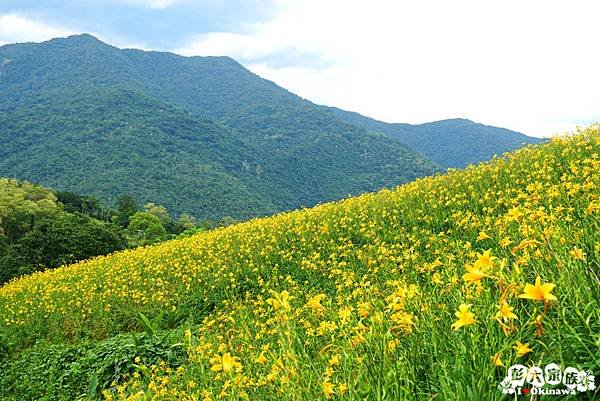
[
  {"xmin": 0, "ymin": 34, "xmax": 438, "ymax": 219},
  {"xmin": 329, "ymin": 107, "xmax": 544, "ymax": 168}
]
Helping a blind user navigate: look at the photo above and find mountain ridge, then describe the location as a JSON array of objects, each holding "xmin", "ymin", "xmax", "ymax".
[
  {"xmin": 328, "ymin": 107, "xmax": 544, "ymax": 168},
  {"xmin": 0, "ymin": 34, "xmax": 439, "ymax": 219}
]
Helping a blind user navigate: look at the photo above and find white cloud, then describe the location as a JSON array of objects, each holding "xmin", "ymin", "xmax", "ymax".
[
  {"xmin": 175, "ymin": 0, "xmax": 600, "ymax": 137},
  {"xmin": 113, "ymin": 0, "xmax": 183, "ymax": 10},
  {"xmin": 0, "ymin": 14, "xmax": 74, "ymax": 46},
  {"xmin": 0, "ymin": 13, "xmax": 150, "ymax": 51}
]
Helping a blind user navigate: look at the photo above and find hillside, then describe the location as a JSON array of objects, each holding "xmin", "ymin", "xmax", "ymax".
[
  {"xmin": 0, "ymin": 86, "xmax": 278, "ymax": 219},
  {"xmin": 330, "ymin": 107, "xmax": 544, "ymax": 168},
  {"xmin": 0, "ymin": 126, "xmax": 597, "ymax": 400},
  {"xmin": 0, "ymin": 34, "xmax": 438, "ymax": 219}
]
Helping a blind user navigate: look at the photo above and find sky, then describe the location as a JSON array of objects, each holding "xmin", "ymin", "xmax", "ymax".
[{"xmin": 1, "ymin": 1, "xmax": 599, "ymax": 137}]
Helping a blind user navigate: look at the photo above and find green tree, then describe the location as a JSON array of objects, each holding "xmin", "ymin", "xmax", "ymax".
[
  {"xmin": 18, "ymin": 213, "xmax": 127, "ymax": 272},
  {"xmin": 127, "ymin": 212, "xmax": 166, "ymax": 246},
  {"xmin": 0, "ymin": 178, "xmax": 60, "ymax": 243},
  {"xmin": 116, "ymin": 195, "xmax": 139, "ymax": 227},
  {"xmin": 177, "ymin": 213, "xmax": 197, "ymax": 230},
  {"xmin": 0, "ymin": 213, "xmax": 127, "ymax": 284},
  {"xmin": 56, "ymin": 191, "xmax": 113, "ymax": 221},
  {"xmin": 143, "ymin": 203, "xmax": 171, "ymax": 226}
]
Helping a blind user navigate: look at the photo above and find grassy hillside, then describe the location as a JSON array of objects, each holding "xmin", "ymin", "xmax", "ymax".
[
  {"xmin": 330, "ymin": 107, "xmax": 544, "ymax": 168},
  {"xmin": 0, "ymin": 126, "xmax": 598, "ymax": 400},
  {"xmin": 0, "ymin": 35, "xmax": 438, "ymax": 219}
]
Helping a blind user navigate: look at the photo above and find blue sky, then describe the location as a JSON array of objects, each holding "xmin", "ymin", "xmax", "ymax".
[
  {"xmin": 1, "ymin": 0, "xmax": 599, "ymax": 137},
  {"xmin": 0, "ymin": 0, "xmax": 279, "ymax": 49}
]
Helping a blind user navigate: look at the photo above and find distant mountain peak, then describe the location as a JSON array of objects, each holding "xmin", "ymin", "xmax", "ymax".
[
  {"xmin": 330, "ymin": 108, "xmax": 543, "ymax": 168},
  {"xmin": 45, "ymin": 33, "xmax": 109, "ymax": 48},
  {"xmin": 67, "ymin": 33, "xmax": 101, "ymax": 41}
]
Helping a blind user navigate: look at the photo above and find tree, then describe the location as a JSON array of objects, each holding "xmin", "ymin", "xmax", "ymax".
[
  {"xmin": 0, "ymin": 178, "xmax": 60, "ymax": 243},
  {"xmin": 0, "ymin": 212, "xmax": 127, "ymax": 285},
  {"xmin": 56, "ymin": 191, "xmax": 112, "ymax": 221},
  {"xmin": 127, "ymin": 212, "xmax": 166, "ymax": 246},
  {"xmin": 177, "ymin": 213, "xmax": 197, "ymax": 230},
  {"xmin": 116, "ymin": 195, "xmax": 140, "ymax": 227},
  {"xmin": 143, "ymin": 203, "xmax": 171, "ymax": 226}
]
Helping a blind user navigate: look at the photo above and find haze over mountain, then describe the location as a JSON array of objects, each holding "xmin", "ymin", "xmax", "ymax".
[{"xmin": 0, "ymin": 34, "xmax": 540, "ymax": 219}]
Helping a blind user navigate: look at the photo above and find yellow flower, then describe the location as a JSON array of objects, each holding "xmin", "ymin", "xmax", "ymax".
[
  {"xmin": 390, "ymin": 311, "xmax": 414, "ymax": 334},
  {"xmin": 508, "ymin": 207, "xmax": 523, "ymax": 221},
  {"xmin": 462, "ymin": 264, "xmax": 488, "ymax": 284},
  {"xmin": 494, "ymin": 301, "xmax": 518, "ymax": 322},
  {"xmin": 518, "ymin": 276, "xmax": 557, "ymax": 302},
  {"xmin": 511, "ymin": 239, "xmax": 541, "ymax": 254},
  {"xmin": 210, "ymin": 352, "xmax": 242, "ymax": 373},
  {"xmin": 491, "ymin": 352, "xmax": 505, "ymax": 367},
  {"xmin": 474, "ymin": 249, "xmax": 495, "ymax": 269},
  {"xmin": 328, "ymin": 354, "xmax": 341, "ymax": 366},
  {"xmin": 266, "ymin": 290, "xmax": 294, "ymax": 312},
  {"xmin": 323, "ymin": 380, "xmax": 336, "ymax": 398},
  {"xmin": 357, "ymin": 302, "xmax": 371, "ymax": 319},
  {"xmin": 432, "ymin": 272, "xmax": 442, "ymax": 285},
  {"xmin": 499, "ymin": 236, "xmax": 512, "ymax": 248},
  {"xmin": 570, "ymin": 247, "xmax": 585, "ymax": 261},
  {"xmin": 432, "ymin": 258, "xmax": 444, "ymax": 268},
  {"xmin": 477, "ymin": 231, "xmax": 491, "ymax": 241},
  {"xmin": 513, "ymin": 341, "xmax": 533, "ymax": 357},
  {"xmin": 337, "ymin": 306, "xmax": 353, "ymax": 324},
  {"xmin": 451, "ymin": 303, "xmax": 477, "ymax": 330},
  {"xmin": 306, "ymin": 294, "xmax": 327, "ymax": 315},
  {"xmin": 255, "ymin": 351, "xmax": 268, "ymax": 364}
]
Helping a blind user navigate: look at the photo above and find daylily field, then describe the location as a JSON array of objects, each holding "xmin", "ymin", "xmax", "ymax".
[{"xmin": 0, "ymin": 126, "xmax": 599, "ymax": 400}]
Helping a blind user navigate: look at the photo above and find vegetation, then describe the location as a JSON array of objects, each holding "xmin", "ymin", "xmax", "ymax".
[
  {"xmin": 0, "ymin": 126, "xmax": 597, "ymax": 400},
  {"xmin": 0, "ymin": 179, "xmax": 239, "ymax": 285},
  {"xmin": 330, "ymin": 108, "xmax": 544, "ymax": 168},
  {"xmin": 0, "ymin": 34, "xmax": 439, "ymax": 220}
]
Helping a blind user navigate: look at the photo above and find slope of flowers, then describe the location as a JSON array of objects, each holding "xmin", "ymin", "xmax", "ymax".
[{"xmin": 1, "ymin": 126, "xmax": 599, "ymax": 400}]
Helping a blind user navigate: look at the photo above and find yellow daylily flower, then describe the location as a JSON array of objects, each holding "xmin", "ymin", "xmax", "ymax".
[
  {"xmin": 518, "ymin": 276, "xmax": 557, "ymax": 302},
  {"xmin": 451, "ymin": 303, "xmax": 477, "ymax": 330},
  {"xmin": 513, "ymin": 341, "xmax": 533, "ymax": 357}
]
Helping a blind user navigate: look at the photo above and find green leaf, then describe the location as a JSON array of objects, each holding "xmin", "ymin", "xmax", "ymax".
[
  {"xmin": 137, "ymin": 312, "xmax": 155, "ymax": 338},
  {"xmin": 88, "ymin": 373, "xmax": 98, "ymax": 398}
]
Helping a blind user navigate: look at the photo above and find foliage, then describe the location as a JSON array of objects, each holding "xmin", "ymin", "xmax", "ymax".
[
  {"xmin": 17, "ymin": 213, "xmax": 128, "ymax": 270},
  {"xmin": 0, "ymin": 126, "xmax": 598, "ymax": 400},
  {"xmin": 127, "ymin": 212, "xmax": 167, "ymax": 246},
  {"xmin": 330, "ymin": 107, "xmax": 545, "ymax": 168},
  {"xmin": 115, "ymin": 195, "xmax": 140, "ymax": 228},
  {"xmin": 0, "ymin": 34, "xmax": 439, "ymax": 220},
  {"xmin": 0, "ymin": 328, "xmax": 186, "ymax": 401},
  {"xmin": 0, "ymin": 178, "xmax": 60, "ymax": 242},
  {"xmin": 0, "ymin": 179, "xmax": 203, "ymax": 284},
  {"xmin": 56, "ymin": 190, "xmax": 114, "ymax": 222}
]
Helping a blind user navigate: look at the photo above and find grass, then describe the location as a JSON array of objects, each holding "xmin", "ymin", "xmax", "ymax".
[{"xmin": 0, "ymin": 126, "xmax": 599, "ymax": 400}]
